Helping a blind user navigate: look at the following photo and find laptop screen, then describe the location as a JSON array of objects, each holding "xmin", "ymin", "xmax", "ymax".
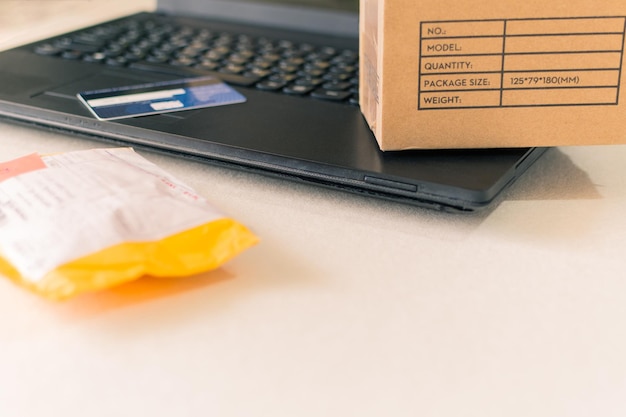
[
  {"xmin": 233, "ymin": 0, "xmax": 358, "ymax": 13},
  {"xmin": 157, "ymin": 0, "xmax": 360, "ymax": 36}
]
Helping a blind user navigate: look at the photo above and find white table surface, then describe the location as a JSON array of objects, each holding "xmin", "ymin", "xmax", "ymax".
[{"xmin": 2, "ymin": 2, "xmax": 626, "ymax": 416}]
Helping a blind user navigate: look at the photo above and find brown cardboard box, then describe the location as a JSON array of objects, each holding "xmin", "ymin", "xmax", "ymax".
[{"xmin": 359, "ymin": 0, "xmax": 626, "ymax": 150}]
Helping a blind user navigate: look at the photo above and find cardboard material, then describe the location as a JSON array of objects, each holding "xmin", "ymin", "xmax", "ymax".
[{"xmin": 359, "ymin": 0, "xmax": 626, "ymax": 150}]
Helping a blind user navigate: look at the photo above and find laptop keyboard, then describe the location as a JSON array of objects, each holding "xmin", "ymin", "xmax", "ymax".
[{"xmin": 33, "ymin": 15, "xmax": 360, "ymax": 105}]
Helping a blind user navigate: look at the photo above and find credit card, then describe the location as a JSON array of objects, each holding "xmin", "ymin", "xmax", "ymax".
[{"xmin": 77, "ymin": 76, "xmax": 247, "ymax": 120}]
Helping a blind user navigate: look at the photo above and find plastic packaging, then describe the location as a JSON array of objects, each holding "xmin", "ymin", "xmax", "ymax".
[{"xmin": 0, "ymin": 148, "xmax": 258, "ymax": 300}]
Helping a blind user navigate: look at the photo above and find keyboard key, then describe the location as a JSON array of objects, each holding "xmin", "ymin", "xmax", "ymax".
[
  {"xmin": 61, "ymin": 50, "xmax": 84, "ymax": 60},
  {"xmin": 219, "ymin": 63, "xmax": 246, "ymax": 74},
  {"xmin": 34, "ymin": 43, "xmax": 62, "ymax": 56},
  {"xmin": 283, "ymin": 85, "xmax": 314, "ymax": 95},
  {"xmin": 268, "ymin": 73, "xmax": 296, "ymax": 84},
  {"xmin": 256, "ymin": 80, "xmax": 287, "ymax": 91},
  {"xmin": 310, "ymin": 89, "xmax": 352, "ymax": 101},
  {"xmin": 321, "ymin": 81, "xmax": 352, "ymax": 91},
  {"xmin": 245, "ymin": 68, "xmax": 272, "ymax": 78},
  {"xmin": 323, "ymin": 72, "xmax": 352, "ymax": 82},
  {"xmin": 195, "ymin": 61, "xmax": 220, "ymax": 71},
  {"xmin": 83, "ymin": 52, "xmax": 108, "ymax": 63},
  {"xmin": 106, "ymin": 56, "xmax": 129, "ymax": 66},
  {"xmin": 170, "ymin": 57, "xmax": 196, "ymax": 66},
  {"xmin": 293, "ymin": 77, "xmax": 323, "ymax": 87}
]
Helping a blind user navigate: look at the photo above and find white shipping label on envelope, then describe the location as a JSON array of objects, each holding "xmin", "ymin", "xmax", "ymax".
[{"xmin": 0, "ymin": 148, "xmax": 224, "ymax": 282}]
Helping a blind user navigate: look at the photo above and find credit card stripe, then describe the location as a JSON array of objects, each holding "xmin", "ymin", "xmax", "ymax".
[{"xmin": 86, "ymin": 88, "xmax": 186, "ymax": 108}]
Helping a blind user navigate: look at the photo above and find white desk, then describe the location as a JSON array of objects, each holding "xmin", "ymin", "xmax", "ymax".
[{"xmin": 2, "ymin": 2, "xmax": 626, "ymax": 416}]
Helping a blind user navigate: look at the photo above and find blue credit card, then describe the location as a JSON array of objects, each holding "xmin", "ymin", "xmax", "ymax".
[{"xmin": 77, "ymin": 76, "xmax": 247, "ymax": 120}]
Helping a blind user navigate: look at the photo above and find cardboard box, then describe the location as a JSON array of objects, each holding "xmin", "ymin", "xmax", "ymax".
[{"xmin": 359, "ymin": 0, "xmax": 626, "ymax": 150}]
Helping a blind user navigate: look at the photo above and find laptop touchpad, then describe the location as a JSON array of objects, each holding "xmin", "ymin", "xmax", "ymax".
[
  {"xmin": 43, "ymin": 71, "xmax": 168, "ymax": 100},
  {"xmin": 28, "ymin": 71, "xmax": 177, "ymax": 118},
  {"xmin": 0, "ymin": 72, "xmax": 52, "ymax": 97}
]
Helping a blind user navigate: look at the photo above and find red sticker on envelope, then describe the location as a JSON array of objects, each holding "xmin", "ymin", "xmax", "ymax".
[{"xmin": 0, "ymin": 153, "xmax": 47, "ymax": 182}]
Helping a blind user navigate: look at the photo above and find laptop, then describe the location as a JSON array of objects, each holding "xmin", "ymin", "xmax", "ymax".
[{"xmin": 0, "ymin": 0, "xmax": 547, "ymax": 212}]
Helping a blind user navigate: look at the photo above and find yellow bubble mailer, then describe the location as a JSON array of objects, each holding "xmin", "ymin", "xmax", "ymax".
[{"xmin": 0, "ymin": 148, "xmax": 258, "ymax": 300}]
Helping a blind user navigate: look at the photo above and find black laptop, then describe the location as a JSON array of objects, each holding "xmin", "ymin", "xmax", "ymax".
[{"xmin": 0, "ymin": 0, "xmax": 546, "ymax": 212}]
